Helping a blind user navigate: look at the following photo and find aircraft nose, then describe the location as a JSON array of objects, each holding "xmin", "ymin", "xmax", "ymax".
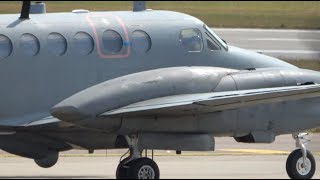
[
  {"xmin": 227, "ymin": 45, "xmax": 297, "ymax": 69},
  {"xmin": 299, "ymin": 69, "xmax": 320, "ymax": 84}
]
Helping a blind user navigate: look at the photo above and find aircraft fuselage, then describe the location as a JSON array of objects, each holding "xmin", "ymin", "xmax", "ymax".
[
  {"xmin": 0, "ymin": 10, "xmax": 296, "ymax": 125},
  {"xmin": 0, "ymin": 6, "xmax": 319, "ymax": 179}
]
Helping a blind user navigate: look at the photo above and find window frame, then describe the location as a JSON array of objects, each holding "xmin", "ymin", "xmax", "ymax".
[
  {"xmin": 205, "ymin": 32, "xmax": 221, "ymax": 51},
  {"xmin": 19, "ymin": 33, "xmax": 40, "ymax": 57},
  {"xmin": 102, "ymin": 29, "xmax": 124, "ymax": 54},
  {"xmin": 47, "ymin": 32, "xmax": 68, "ymax": 56},
  {"xmin": 131, "ymin": 30, "xmax": 152, "ymax": 54},
  {"xmin": 179, "ymin": 28, "xmax": 204, "ymax": 53},
  {"xmin": 203, "ymin": 24, "xmax": 228, "ymax": 51},
  {"xmin": 73, "ymin": 31, "xmax": 94, "ymax": 56},
  {"xmin": 0, "ymin": 34, "xmax": 13, "ymax": 59}
]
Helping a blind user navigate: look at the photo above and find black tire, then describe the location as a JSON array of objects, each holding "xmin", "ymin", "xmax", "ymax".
[
  {"xmin": 34, "ymin": 150, "xmax": 59, "ymax": 168},
  {"xmin": 116, "ymin": 157, "xmax": 131, "ymax": 179},
  {"xmin": 286, "ymin": 149, "xmax": 316, "ymax": 179},
  {"xmin": 128, "ymin": 158, "xmax": 160, "ymax": 179}
]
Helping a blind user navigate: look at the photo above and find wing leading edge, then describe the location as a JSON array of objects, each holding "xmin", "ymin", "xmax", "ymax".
[{"xmin": 102, "ymin": 84, "xmax": 320, "ymax": 116}]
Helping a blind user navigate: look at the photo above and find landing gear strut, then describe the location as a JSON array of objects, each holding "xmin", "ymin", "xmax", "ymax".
[
  {"xmin": 286, "ymin": 133, "xmax": 316, "ymax": 179},
  {"xmin": 116, "ymin": 135, "xmax": 160, "ymax": 179}
]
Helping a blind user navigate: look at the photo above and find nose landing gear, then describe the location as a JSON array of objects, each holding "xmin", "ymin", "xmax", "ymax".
[{"xmin": 286, "ymin": 133, "xmax": 316, "ymax": 179}]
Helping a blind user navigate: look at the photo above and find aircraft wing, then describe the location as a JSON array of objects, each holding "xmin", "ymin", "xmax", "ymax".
[{"xmin": 102, "ymin": 84, "xmax": 320, "ymax": 116}]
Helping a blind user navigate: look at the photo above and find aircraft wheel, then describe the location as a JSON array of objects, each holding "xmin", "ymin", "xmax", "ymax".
[
  {"xmin": 116, "ymin": 157, "xmax": 131, "ymax": 179},
  {"xmin": 34, "ymin": 150, "xmax": 59, "ymax": 168},
  {"xmin": 286, "ymin": 149, "xmax": 316, "ymax": 179},
  {"xmin": 127, "ymin": 158, "xmax": 160, "ymax": 179}
]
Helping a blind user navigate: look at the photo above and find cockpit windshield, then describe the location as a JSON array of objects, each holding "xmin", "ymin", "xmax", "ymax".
[{"xmin": 204, "ymin": 24, "xmax": 228, "ymax": 50}]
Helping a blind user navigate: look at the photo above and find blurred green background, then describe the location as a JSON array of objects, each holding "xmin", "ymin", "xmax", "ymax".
[{"xmin": 0, "ymin": 1, "xmax": 319, "ymax": 29}]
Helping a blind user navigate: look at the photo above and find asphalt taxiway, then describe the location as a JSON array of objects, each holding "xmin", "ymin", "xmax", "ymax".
[
  {"xmin": 0, "ymin": 155, "xmax": 319, "ymax": 179},
  {"xmin": 214, "ymin": 28, "xmax": 320, "ymax": 60},
  {"xmin": 0, "ymin": 134, "xmax": 319, "ymax": 179}
]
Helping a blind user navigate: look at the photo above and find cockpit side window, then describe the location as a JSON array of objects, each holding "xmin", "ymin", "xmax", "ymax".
[
  {"xmin": 204, "ymin": 24, "xmax": 228, "ymax": 50},
  {"xmin": 179, "ymin": 29, "xmax": 203, "ymax": 52},
  {"xmin": 205, "ymin": 32, "xmax": 220, "ymax": 51}
]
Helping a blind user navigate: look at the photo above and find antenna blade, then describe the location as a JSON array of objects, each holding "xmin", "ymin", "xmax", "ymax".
[
  {"xmin": 133, "ymin": 1, "xmax": 146, "ymax": 12},
  {"xmin": 20, "ymin": 1, "xmax": 31, "ymax": 19}
]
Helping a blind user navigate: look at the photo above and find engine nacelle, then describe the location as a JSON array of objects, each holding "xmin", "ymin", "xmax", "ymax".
[{"xmin": 51, "ymin": 67, "xmax": 236, "ymax": 124}]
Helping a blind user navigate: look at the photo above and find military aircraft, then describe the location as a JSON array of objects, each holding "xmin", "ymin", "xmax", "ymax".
[{"xmin": 0, "ymin": 1, "xmax": 319, "ymax": 179}]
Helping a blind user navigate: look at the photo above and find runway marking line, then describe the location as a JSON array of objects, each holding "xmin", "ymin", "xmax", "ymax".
[
  {"xmin": 214, "ymin": 28, "xmax": 320, "ymax": 33},
  {"xmin": 219, "ymin": 149, "xmax": 290, "ymax": 155}
]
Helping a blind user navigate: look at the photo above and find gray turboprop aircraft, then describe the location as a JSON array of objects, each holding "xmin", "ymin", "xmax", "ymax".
[{"xmin": 0, "ymin": 1, "xmax": 319, "ymax": 179}]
